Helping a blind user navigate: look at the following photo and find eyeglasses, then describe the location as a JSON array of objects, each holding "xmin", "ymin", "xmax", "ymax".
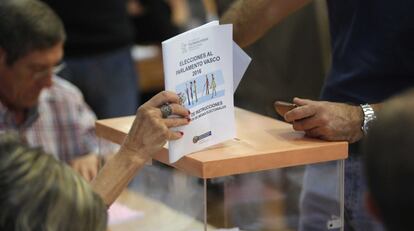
[{"xmin": 32, "ymin": 63, "xmax": 65, "ymax": 80}]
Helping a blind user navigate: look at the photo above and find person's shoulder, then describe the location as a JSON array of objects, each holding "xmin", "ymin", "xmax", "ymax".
[
  {"xmin": 39, "ymin": 76, "xmax": 97, "ymax": 118},
  {"xmin": 52, "ymin": 76, "xmax": 82, "ymax": 94},
  {"xmin": 51, "ymin": 76, "xmax": 84, "ymax": 97},
  {"xmin": 43, "ymin": 76, "xmax": 85, "ymax": 103}
]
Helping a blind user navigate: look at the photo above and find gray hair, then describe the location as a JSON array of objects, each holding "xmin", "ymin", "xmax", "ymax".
[
  {"xmin": 0, "ymin": 0, "xmax": 66, "ymax": 65},
  {"xmin": 0, "ymin": 134, "xmax": 107, "ymax": 231}
]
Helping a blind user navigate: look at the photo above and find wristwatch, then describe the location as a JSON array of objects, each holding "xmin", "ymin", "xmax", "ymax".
[{"xmin": 360, "ymin": 104, "xmax": 376, "ymax": 135}]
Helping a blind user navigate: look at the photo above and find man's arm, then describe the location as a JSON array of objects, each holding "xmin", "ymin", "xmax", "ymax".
[
  {"xmin": 220, "ymin": 0, "xmax": 311, "ymax": 48},
  {"xmin": 283, "ymin": 98, "xmax": 382, "ymax": 143}
]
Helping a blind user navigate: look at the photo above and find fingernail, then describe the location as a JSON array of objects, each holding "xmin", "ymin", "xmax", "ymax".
[
  {"xmin": 179, "ymin": 131, "xmax": 184, "ymax": 136},
  {"xmin": 187, "ymin": 110, "xmax": 191, "ymax": 114},
  {"xmin": 187, "ymin": 118, "xmax": 191, "ymax": 122}
]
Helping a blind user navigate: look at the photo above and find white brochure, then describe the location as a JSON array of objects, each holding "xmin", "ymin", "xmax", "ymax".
[
  {"xmin": 162, "ymin": 22, "xmax": 250, "ymax": 163},
  {"xmin": 163, "ymin": 20, "xmax": 250, "ymax": 92}
]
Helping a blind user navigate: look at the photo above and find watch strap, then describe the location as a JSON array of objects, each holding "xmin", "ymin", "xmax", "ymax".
[{"xmin": 360, "ymin": 104, "xmax": 376, "ymax": 135}]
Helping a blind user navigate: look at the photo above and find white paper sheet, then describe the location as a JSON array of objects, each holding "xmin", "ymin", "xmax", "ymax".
[
  {"xmin": 233, "ymin": 42, "xmax": 251, "ymax": 92},
  {"xmin": 164, "ymin": 20, "xmax": 250, "ymax": 93},
  {"xmin": 162, "ymin": 21, "xmax": 250, "ymax": 163}
]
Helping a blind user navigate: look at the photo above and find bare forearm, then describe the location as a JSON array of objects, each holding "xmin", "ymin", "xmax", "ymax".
[
  {"xmin": 90, "ymin": 91, "xmax": 189, "ymax": 206},
  {"xmin": 285, "ymin": 98, "xmax": 385, "ymax": 143},
  {"xmin": 91, "ymin": 146, "xmax": 148, "ymax": 206},
  {"xmin": 220, "ymin": 0, "xmax": 311, "ymax": 47},
  {"xmin": 202, "ymin": 0, "xmax": 218, "ymax": 17}
]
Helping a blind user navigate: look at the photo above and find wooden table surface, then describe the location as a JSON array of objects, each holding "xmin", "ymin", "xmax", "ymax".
[{"xmin": 96, "ymin": 108, "xmax": 348, "ymax": 179}]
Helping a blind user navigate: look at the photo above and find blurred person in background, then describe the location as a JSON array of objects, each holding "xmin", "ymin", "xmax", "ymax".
[
  {"xmin": 128, "ymin": 0, "xmax": 180, "ymax": 45},
  {"xmin": 0, "ymin": 0, "xmax": 100, "ymax": 180},
  {"xmin": 215, "ymin": 1, "xmax": 328, "ymax": 230},
  {"xmin": 0, "ymin": 0, "xmax": 188, "ymax": 182},
  {"xmin": 42, "ymin": 0, "xmax": 140, "ymax": 119},
  {"xmin": 221, "ymin": 0, "xmax": 414, "ymax": 230}
]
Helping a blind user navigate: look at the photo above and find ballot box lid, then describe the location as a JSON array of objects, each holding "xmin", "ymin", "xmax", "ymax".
[{"xmin": 96, "ymin": 108, "xmax": 348, "ymax": 179}]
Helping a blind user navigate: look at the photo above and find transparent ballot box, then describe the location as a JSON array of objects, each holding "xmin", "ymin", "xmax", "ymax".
[{"xmin": 96, "ymin": 108, "xmax": 347, "ymax": 231}]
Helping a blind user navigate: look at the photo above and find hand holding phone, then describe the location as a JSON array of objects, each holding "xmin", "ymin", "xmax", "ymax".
[{"xmin": 274, "ymin": 101, "xmax": 297, "ymax": 118}]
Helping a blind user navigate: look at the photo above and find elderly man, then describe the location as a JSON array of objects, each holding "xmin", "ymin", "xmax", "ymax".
[
  {"xmin": 0, "ymin": 0, "xmax": 187, "ymax": 181},
  {"xmin": 221, "ymin": 0, "xmax": 414, "ymax": 230},
  {"xmin": 0, "ymin": 0, "xmax": 100, "ymax": 181}
]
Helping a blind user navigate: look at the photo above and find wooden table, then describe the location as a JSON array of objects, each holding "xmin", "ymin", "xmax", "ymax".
[{"xmin": 96, "ymin": 107, "xmax": 348, "ymax": 179}]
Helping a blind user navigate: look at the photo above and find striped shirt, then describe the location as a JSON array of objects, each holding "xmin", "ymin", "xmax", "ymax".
[{"xmin": 0, "ymin": 77, "xmax": 98, "ymax": 163}]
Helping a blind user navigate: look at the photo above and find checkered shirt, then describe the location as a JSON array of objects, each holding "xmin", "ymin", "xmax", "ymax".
[{"xmin": 0, "ymin": 77, "xmax": 98, "ymax": 162}]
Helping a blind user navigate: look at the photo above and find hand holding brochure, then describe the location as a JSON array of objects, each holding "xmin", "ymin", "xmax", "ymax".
[{"xmin": 162, "ymin": 21, "xmax": 251, "ymax": 163}]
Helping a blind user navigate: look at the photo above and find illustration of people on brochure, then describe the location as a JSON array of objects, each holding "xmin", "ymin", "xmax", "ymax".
[{"xmin": 176, "ymin": 70, "xmax": 225, "ymax": 109}]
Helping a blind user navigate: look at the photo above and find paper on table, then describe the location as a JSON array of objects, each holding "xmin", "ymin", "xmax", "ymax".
[{"xmin": 108, "ymin": 202, "xmax": 144, "ymax": 226}]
